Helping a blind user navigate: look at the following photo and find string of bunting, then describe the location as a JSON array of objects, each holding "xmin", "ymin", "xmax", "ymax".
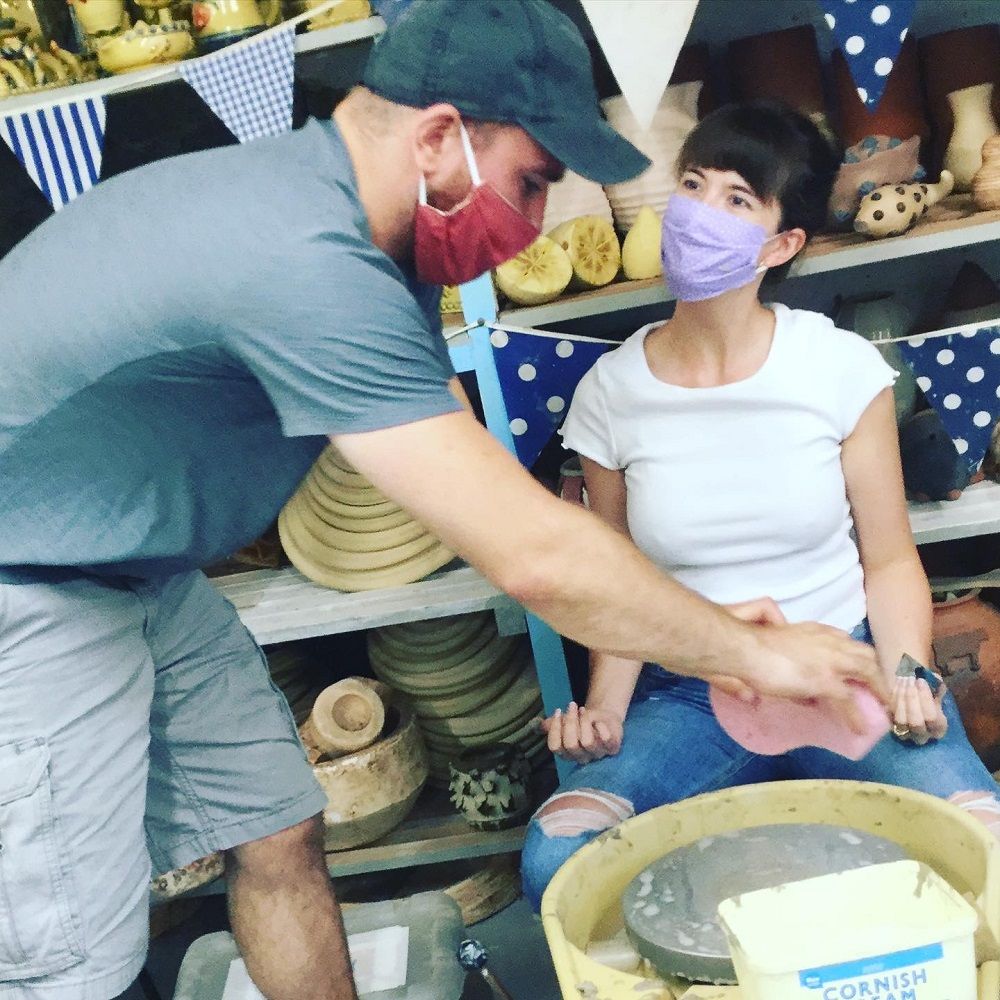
[{"xmin": 0, "ymin": 0, "xmax": 339, "ymax": 209}]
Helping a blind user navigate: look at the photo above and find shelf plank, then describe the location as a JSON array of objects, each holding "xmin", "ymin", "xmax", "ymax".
[
  {"xmin": 908, "ymin": 480, "xmax": 1000, "ymax": 544},
  {"xmin": 213, "ymin": 563, "xmax": 516, "ymax": 645},
  {"xmin": 500, "ymin": 195, "xmax": 1000, "ymax": 327},
  {"xmin": 0, "ymin": 15, "xmax": 385, "ymax": 116}
]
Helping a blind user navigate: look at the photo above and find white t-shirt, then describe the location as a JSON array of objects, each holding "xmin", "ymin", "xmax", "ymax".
[{"xmin": 561, "ymin": 304, "xmax": 896, "ymax": 631}]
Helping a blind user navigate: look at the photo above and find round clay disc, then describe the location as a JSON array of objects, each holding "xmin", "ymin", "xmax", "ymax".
[
  {"xmin": 314, "ymin": 448, "xmax": 370, "ymax": 488},
  {"xmin": 301, "ymin": 480, "xmax": 414, "ymax": 532},
  {"xmin": 371, "ymin": 617, "xmax": 494, "ymax": 665},
  {"xmin": 278, "ymin": 509, "xmax": 454, "ymax": 591},
  {"xmin": 368, "ymin": 618, "xmax": 503, "ymax": 677},
  {"xmin": 294, "ymin": 492, "xmax": 426, "ymax": 552},
  {"xmin": 379, "ymin": 612, "xmax": 490, "ymax": 648},
  {"xmin": 299, "ymin": 479, "xmax": 405, "ymax": 520},
  {"xmin": 390, "ymin": 653, "xmax": 524, "ymax": 719},
  {"xmin": 309, "ymin": 462, "xmax": 388, "ymax": 507},
  {"xmin": 622, "ymin": 824, "xmax": 908, "ymax": 985}
]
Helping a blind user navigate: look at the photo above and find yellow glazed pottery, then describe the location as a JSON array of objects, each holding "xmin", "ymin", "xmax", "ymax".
[
  {"xmin": 67, "ymin": 0, "xmax": 127, "ymax": 37},
  {"xmin": 191, "ymin": 0, "xmax": 280, "ymax": 52},
  {"xmin": 97, "ymin": 21, "xmax": 193, "ymax": 73},
  {"xmin": 301, "ymin": 0, "xmax": 370, "ymax": 31}
]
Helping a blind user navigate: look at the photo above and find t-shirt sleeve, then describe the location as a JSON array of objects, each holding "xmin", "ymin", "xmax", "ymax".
[
  {"xmin": 560, "ymin": 363, "xmax": 620, "ymax": 469},
  {"xmin": 226, "ymin": 239, "xmax": 460, "ymax": 438},
  {"xmin": 836, "ymin": 329, "xmax": 898, "ymax": 438}
]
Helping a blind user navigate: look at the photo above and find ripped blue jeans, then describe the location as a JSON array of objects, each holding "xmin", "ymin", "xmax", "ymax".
[{"xmin": 521, "ymin": 621, "xmax": 1000, "ymax": 911}]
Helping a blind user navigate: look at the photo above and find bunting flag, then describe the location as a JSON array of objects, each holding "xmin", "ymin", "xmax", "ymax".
[
  {"xmin": 581, "ymin": 0, "xmax": 699, "ymax": 131},
  {"xmin": 0, "ymin": 97, "xmax": 105, "ymax": 210},
  {"xmin": 898, "ymin": 324, "xmax": 1000, "ymax": 473},
  {"xmin": 179, "ymin": 23, "xmax": 296, "ymax": 144},
  {"xmin": 490, "ymin": 327, "xmax": 617, "ymax": 468},
  {"xmin": 817, "ymin": 0, "xmax": 917, "ymax": 110}
]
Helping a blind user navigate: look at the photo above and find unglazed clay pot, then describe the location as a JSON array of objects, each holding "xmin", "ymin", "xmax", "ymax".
[
  {"xmin": 448, "ymin": 745, "xmax": 532, "ymax": 831},
  {"xmin": 919, "ymin": 25, "xmax": 1000, "ymax": 177},
  {"xmin": 944, "ymin": 83, "xmax": 1000, "ymax": 193},
  {"xmin": 727, "ymin": 25, "xmax": 829, "ymax": 140},
  {"xmin": 299, "ymin": 676, "xmax": 385, "ymax": 764},
  {"xmin": 832, "ymin": 35, "xmax": 928, "ymax": 149},
  {"xmin": 973, "ymin": 135, "xmax": 1000, "ymax": 211},
  {"xmin": 313, "ymin": 700, "xmax": 428, "ymax": 851},
  {"xmin": 931, "ymin": 592, "xmax": 1000, "ymax": 771}
]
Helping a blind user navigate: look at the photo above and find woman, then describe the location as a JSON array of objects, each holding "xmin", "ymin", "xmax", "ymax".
[{"xmin": 521, "ymin": 102, "xmax": 1000, "ymax": 911}]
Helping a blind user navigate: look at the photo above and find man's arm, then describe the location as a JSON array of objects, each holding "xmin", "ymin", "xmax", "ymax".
[{"xmin": 332, "ymin": 410, "xmax": 888, "ymax": 719}]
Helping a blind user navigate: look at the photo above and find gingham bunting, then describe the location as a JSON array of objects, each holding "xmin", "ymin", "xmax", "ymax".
[
  {"xmin": 0, "ymin": 97, "xmax": 105, "ymax": 210},
  {"xmin": 179, "ymin": 24, "xmax": 296, "ymax": 144}
]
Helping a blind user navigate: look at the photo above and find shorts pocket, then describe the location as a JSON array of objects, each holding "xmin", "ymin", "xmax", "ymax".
[{"xmin": 0, "ymin": 738, "xmax": 85, "ymax": 981}]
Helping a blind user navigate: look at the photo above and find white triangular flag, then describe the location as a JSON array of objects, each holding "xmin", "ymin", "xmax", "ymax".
[{"xmin": 581, "ymin": 0, "xmax": 699, "ymax": 131}]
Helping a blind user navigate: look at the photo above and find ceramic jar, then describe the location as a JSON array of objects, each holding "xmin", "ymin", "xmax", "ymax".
[
  {"xmin": 832, "ymin": 35, "xmax": 928, "ymax": 150},
  {"xmin": 191, "ymin": 0, "xmax": 280, "ymax": 53},
  {"xmin": 943, "ymin": 83, "xmax": 1000, "ymax": 193},
  {"xmin": 931, "ymin": 591, "xmax": 1000, "ymax": 772},
  {"xmin": 728, "ymin": 26, "xmax": 833, "ymax": 145},
  {"xmin": 67, "ymin": 0, "xmax": 127, "ymax": 48},
  {"xmin": 972, "ymin": 135, "xmax": 1000, "ymax": 211},
  {"xmin": 919, "ymin": 25, "xmax": 1000, "ymax": 177}
]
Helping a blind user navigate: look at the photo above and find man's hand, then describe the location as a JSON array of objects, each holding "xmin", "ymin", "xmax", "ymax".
[
  {"xmin": 710, "ymin": 597, "xmax": 785, "ymax": 702},
  {"xmin": 541, "ymin": 701, "xmax": 624, "ymax": 764},
  {"xmin": 891, "ymin": 674, "xmax": 948, "ymax": 745}
]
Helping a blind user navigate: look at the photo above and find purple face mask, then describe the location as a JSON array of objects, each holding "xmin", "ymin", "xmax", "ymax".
[{"xmin": 660, "ymin": 194, "xmax": 772, "ymax": 302}]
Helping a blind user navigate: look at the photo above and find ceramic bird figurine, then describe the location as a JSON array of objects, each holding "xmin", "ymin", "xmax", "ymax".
[
  {"xmin": 854, "ymin": 171, "xmax": 954, "ymax": 238},
  {"xmin": 972, "ymin": 135, "xmax": 1000, "ymax": 211}
]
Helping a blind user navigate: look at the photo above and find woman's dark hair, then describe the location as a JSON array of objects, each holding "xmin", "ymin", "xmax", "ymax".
[{"xmin": 676, "ymin": 101, "xmax": 839, "ymax": 241}]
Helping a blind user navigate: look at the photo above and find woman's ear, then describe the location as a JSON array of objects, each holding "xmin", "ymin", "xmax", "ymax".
[{"xmin": 761, "ymin": 227, "xmax": 807, "ymax": 269}]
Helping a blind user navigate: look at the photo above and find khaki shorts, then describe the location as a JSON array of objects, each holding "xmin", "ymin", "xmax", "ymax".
[{"xmin": 0, "ymin": 569, "xmax": 326, "ymax": 1000}]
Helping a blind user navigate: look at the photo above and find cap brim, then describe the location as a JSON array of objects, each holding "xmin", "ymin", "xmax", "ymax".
[{"xmin": 523, "ymin": 114, "xmax": 651, "ymax": 185}]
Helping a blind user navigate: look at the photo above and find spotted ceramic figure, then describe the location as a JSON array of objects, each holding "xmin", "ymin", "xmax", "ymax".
[{"xmin": 853, "ymin": 170, "xmax": 954, "ymax": 238}]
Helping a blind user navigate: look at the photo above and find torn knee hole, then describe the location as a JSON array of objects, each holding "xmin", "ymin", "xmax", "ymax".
[
  {"xmin": 534, "ymin": 788, "xmax": 634, "ymax": 837},
  {"xmin": 948, "ymin": 790, "xmax": 1000, "ymax": 836}
]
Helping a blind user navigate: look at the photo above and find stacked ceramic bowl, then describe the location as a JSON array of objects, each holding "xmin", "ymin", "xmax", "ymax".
[
  {"xmin": 278, "ymin": 446, "xmax": 454, "ymax": 592},
  {"xmin": 601, "ymin": 80, "xmax": 702, "ymax": 230},
  {"xmin": 367, "ymin": 612, "xmax": 547, "ymax": 786}
]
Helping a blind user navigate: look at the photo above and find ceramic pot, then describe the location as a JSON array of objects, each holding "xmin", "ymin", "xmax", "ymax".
[
  {"xmin": 601, "ymin": 81, "xmax": 701, "ymax": 231},
  {"xmin": 448, "ymin": 744, "xmax": 531, "ymax": 832},
  {"xmin": 313, "ymin": 700, "xmax": 428, "ymax": 851},
  {"xmin": 972, "ymin": 135, "xmax": 1000, "ymax": 211},
  {"xmin": 67, "ymin": 0, "xmax": 126, "ymax": 47},
  {"xmin": 832, "ymin": 35, "xmax": 928, "ymax": 150},
  {"xmin": 300, "ymin": 0, "xmax": 369, "ymax": 31},
  {"xmin": 299, "ymin": 676, "xmax": 386, "ymax": 763},
  {"xmin": 943, "ymin": 83, "xmax": 1000, "ymax": 192},
  {"xmin": 97, "ymin": 21, "xmax": 192, "ymax": 73},
  {"xmin": 834, "ymin": 294, "xmax": 918, "ymax": 425},
  {"xmin": 727, "ymin": 25, "xmax": 833, "ymax": 144},
  {"xmin": 150, "ymin": 852, "xmax": 225, "ymax": 900},
  {"xmin": 191, "ymin": 0, "xmax": 279, "ymax": 52},
  {"xmin": 919, "ymin": 25, "xmax": 1000, "ymax": 177},
  {"xmin": 932, "ymin": 591, "xmax": 1000, "ymax": 771}
]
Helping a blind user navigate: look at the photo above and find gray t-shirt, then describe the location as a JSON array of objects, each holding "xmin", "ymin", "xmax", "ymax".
[{"xmin": 0, "ymin": 118, "xmax": 459, "ymax": 577}]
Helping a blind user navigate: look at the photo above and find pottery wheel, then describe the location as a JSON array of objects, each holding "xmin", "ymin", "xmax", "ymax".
[{"xmin": 622, "ymin": 823, "xmax": 907, "ymax": 985}]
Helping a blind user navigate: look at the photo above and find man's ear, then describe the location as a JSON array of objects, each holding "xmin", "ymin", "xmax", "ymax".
[
  {"xmin": 761, "ymin": 227, "xmax": 807, "ymax": 269},
  {"xmin": 412, "ymin": 103, "xmax": 464, "ymax": 178}
]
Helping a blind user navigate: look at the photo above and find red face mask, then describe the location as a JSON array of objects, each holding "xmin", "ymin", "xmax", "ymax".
[{"xmin": 413, "ymin": 123, "xmax": 540, "ymax": 286}]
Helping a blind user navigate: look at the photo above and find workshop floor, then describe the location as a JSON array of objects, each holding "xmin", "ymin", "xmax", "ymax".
[{"xmin": 122, "ymin": 895, "xmax": 562, "ymax": 1000}]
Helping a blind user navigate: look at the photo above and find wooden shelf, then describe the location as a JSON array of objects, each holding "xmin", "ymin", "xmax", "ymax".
[
  {"xmin": 908, "ymin": 480, "xmax": 1000, "ymax": 545},
  {"xmin": 212, "ymin": 563, "xmax": 518, "ymax": 645},
  {"xmin": 499, "ymin": 195, "xmax": 1000, "ymax": 328},
  {"xmin": 0, "ymin": 15, "xmax": 384, "ymax": 116}
]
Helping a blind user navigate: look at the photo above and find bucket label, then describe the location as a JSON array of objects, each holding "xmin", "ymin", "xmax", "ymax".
[{"xmin": 798, "ymin": 942, "xmax": 944, "ymax": 998}]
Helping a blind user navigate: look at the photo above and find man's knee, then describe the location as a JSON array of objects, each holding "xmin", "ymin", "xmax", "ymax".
[{"xmin": 533, "ymin": 788, "xmax": 634, "ymax": 838}]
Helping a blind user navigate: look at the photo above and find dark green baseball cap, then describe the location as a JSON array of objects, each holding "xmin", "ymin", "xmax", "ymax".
[{"xmin": 362, "ymin": 0, "xmax": 651, "ymax": 185}]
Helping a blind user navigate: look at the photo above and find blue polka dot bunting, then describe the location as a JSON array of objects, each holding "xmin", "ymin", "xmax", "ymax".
[
  {"xmin": 899, "ymin": 323, "xmax": 1000, "ymax": 473},
  {"xmin": 490, "ymin": 329, "xmax": 616, "ymax": 469},
  {"xmin": 818, "ymin": 0, "xmax": 917, "ymax": 110}
]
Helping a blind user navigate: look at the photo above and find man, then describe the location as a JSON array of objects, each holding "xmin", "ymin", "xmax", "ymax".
[{"xmin": 0, "ymin": 2, "xmax": 885, "ymax": 998}]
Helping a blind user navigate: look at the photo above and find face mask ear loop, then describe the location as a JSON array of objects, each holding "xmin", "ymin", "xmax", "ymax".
[
  {"xmin": 458, "ymin": 120, "xmax": 482, "ymax": 187},
  {"xmin": 418, "ymin": 173, "xmax": 429, "ymax": 207}
]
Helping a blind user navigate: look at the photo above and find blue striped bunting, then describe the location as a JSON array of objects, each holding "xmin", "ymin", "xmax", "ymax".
[{"xmin": 0, "ymin": 97, "xmax": 106, "ymax": 211}]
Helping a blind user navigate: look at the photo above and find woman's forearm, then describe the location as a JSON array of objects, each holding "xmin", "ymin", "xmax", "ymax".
[
  {"xmin": 864, "ymin": 554, "xmax": 934, "ymax": 678},
  {"xmin": 586, "ymin": 652, "xmax": 644, "ymax": 721}
]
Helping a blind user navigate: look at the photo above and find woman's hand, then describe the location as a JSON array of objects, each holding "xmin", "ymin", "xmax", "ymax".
[
  {"xmin": 541, "ymin": 701, "xmax": 624, "ymax": 764},
  {"xmin": 891, "ymin": 673, "xmax": 947, "ymax": 745}
]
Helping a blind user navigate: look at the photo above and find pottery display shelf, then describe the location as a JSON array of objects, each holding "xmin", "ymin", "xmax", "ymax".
[
  {"xmin": 500, "ymin": 194, "xmax": 1000, "ymax": 327},
  {"xmin": 0, "ymin": 14, "xmax": 384, "ymax": 115}
]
